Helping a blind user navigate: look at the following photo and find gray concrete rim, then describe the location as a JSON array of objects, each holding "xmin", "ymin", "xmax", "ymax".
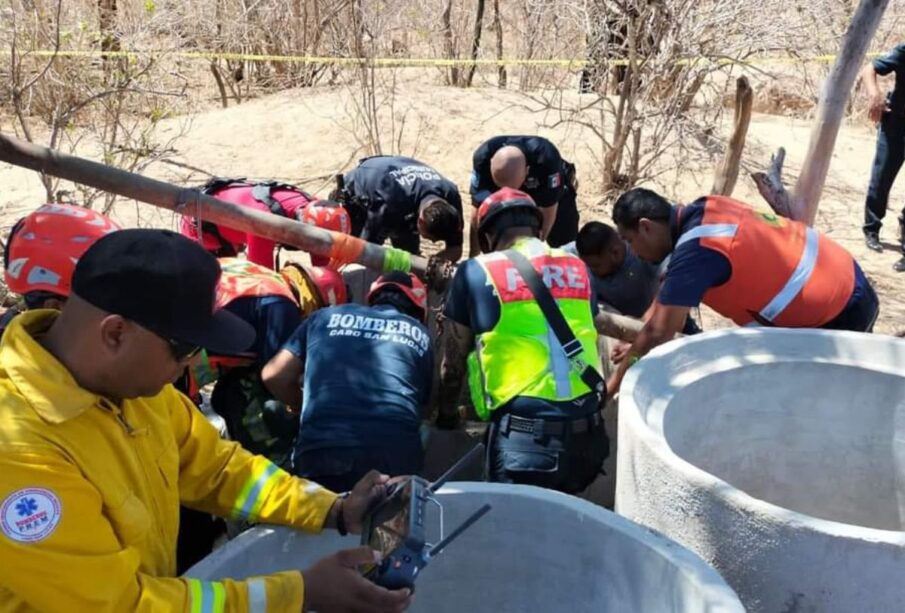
[{"xmin": 619, "ymin": 328, "xmax": 905, "ymax": 545}]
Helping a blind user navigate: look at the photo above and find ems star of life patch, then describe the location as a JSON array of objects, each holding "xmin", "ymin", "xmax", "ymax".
[{"xmin": 1, "ymin": 488, "xmax": 62, "ymax": 543}]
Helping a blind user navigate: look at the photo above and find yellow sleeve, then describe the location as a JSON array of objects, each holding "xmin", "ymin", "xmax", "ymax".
[
  {"xmin": 170, "ymin": 391, "xmax": 339, "ymax": 530},
  {"xmin": 0, "ymin": 450, "xmax": 304, "ymax": 612}
]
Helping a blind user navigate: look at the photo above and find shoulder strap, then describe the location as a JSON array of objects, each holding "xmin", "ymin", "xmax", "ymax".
[
  {"xmin": 254, "ymin": 181, "xmax": 314, "ymax": 217},
  {"xmin": 503, "ymin": 248, "xmax": 606, "ymax": 397},
  {"xmin": 200, "ymin": 176, "xmax": 249, "ymax": 194}
]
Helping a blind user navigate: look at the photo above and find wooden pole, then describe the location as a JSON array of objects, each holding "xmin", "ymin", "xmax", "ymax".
[
  {"xmin": 712, "ymin": 76, "xmax": 753, "ymax": 197},
  {"xmin": 595, "ymin": 310, "xmax": 643, "ymax": 343},
  {"xmin": 0, "ymin": 131, "xmax": 429, "ymax": 278},
  {"xmin": 790, "ymin": 0, "xmax": 889, "ymax": 224}
]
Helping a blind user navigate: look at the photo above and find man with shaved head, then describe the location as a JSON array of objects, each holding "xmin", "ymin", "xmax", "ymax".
[{"xmin": 469, "ymin": 135, "xmax": 579, "ymax": 255}]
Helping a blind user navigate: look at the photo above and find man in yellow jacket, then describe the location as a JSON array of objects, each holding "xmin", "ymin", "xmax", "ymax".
[{"xmin": 0, "ymin": 229, "xmax": 411, "ymax": 613}]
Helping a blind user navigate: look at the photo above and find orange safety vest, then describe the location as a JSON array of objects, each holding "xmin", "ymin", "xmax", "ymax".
[
  {"xmin": 216, "ymin": 257, "xmax": 297, "ymax": 309},
  {"xmin": 683, "ymin": 196, "xmax": 855, "ymax": 327}
]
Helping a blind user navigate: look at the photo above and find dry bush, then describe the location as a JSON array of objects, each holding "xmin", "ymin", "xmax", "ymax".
[
  {"xmin": 3, "ymin": 0, "xmax": 192, "ymax": 212},
  {"xmin": 3, "ymin": 0, "xmax": 903, "ymax": 208}
]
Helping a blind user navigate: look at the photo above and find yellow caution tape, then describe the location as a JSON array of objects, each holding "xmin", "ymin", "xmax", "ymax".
[{"xmin": 22, "ymin": 49, "xmax": 884, "ymax": 68}]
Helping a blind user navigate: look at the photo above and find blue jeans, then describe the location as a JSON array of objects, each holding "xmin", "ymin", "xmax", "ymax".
[
  {"xmin": 864, "ymin": 112, "xmax": 905, "ymax": 245},
  {"xmin": 821, "ymin": 267, "xmax": 880, "ymax": 333}
]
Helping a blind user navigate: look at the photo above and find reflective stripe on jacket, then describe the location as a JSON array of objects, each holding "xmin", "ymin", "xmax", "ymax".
[{"xmin": 0, "ymin": 310, "xmax": 337, "ymax": 612}]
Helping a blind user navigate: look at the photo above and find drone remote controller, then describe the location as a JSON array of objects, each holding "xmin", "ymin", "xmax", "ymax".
[{"xmin": 360, "ymin": 444, "xmax": 490, "ymax": 590}]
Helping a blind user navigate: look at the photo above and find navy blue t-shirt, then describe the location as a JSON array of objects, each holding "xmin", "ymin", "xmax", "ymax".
[
  {"xmin": 345, "ymin": 156, "xmax": 463, "ymax": 245},
  {"xmin": 470, "ymin": 136, "xmax": 564, "ymax": 207},
  {"xmin": 221, "ymin": 295, "xmax": 301, "ymax": 369},
  {"xmin": 562, "ymin": 241, "xmax": 659, "ymax": 318},
  {"xmin": 874, "ymin": 44, "xmax": 905, "ymax": 116},
  {"xmin": 283, "ymin": 303, "xmax": 433, "ymax": 452},
  {"xmin": 443, "ymin": 239, "xmax": 598, "ymax": 418}
]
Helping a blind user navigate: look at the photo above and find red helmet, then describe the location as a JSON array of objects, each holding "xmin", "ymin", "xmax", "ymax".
[
  {"xmin": 476, "ymin": 188, "xmax": 542, "ymax": 252},
  {"xmin": 300, "ymin": 200, "xmax": 352, "ymax": 234},
  {"xmin": 367, "ymin": 273, "xmax": 428, "ymax": 321},
  {"xmin": 299, "ymin": 200, "xmax": 352, "ymax": 267},
  {"xmin": 4, "ymin": 204, "xmax": 120, "ymax": 298},
  {"xmin": 305, "ymin": 266, "xmax": 348, "ymax": 306}
]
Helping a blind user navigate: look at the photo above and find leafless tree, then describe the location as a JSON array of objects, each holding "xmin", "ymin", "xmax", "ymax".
[{"xmin": 3, "ymin": 0, "xmax": 190, "ymax": 211}]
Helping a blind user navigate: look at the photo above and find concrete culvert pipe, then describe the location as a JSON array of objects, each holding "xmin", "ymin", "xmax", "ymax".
[
  {"xmin": 186, "ymin": 483, "xmax": 743, "ymax": 612},
  {"xmin": 617, "ymin": 328, "xmax": 905, "ymax": 612}
]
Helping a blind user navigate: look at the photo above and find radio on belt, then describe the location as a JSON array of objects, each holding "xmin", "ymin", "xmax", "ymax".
[{"xmin": 360, "ymin": 444, "xmax": 491, "ymax": 591}]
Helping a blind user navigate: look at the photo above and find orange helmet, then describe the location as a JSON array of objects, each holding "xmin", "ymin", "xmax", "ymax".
[
  {"xmin": 4, "ymin": 204, "xmax": 120, "ymax": 298},
  {"xmin": 367, "ymin": 272, "xmax": 428, "ymax": 321}
]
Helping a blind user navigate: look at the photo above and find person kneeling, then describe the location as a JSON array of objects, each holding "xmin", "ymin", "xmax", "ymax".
[{"xmin": 262, "ymin": 273, "xmax": 434, "ymax": 492}]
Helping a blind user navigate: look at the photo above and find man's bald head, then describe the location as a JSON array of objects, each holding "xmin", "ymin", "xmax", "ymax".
[{"xmin": 490, "ymin": 145, "xmax": 529, "ymax": 189}]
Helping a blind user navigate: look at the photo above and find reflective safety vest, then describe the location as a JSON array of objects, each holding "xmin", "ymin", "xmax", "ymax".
[
  {"xmin": 216, "ymin": 257, "xmax": 297, "ymax": 309},
  {"xmin": 467, "ymin": 238, "xmax": 601, "ymax": 420},
  {"xmin": 684, "ymin": 196, "xmax": 855, "ymax": 327},
  {"xmin": 185, "ymin": 257, "xmax": 299, "ymax": 401}
]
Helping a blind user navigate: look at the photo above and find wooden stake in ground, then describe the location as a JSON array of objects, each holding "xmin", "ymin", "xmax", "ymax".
[
  {"xmin": 712, "ymin": 76, "xmax": 753, "ymax": 197},
  {"xmin": 753, "ymin": 0, "xmax": 889, "ymax": 223}
]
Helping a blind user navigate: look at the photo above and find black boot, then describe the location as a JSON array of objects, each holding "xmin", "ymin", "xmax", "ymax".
[
  {"xmin": 898, "ymin": 215, "xmax": 905, "ymax": 257},
  {"xmin": 896, "ymin": 256, "xmax": 905, "ymax": 272},
  {"xmin": 865, "ymin": 233, "xmax": 883, "ymax": 252}
]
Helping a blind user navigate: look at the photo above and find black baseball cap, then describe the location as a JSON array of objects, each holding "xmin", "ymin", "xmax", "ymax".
[{"xmin": 72, "ymin": 229, "xmax": 255, "ymax": 355}]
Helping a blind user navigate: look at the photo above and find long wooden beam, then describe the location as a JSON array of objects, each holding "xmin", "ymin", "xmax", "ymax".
[{"xmin": 0, "ymin": 131, "xmax": 429, "ymax": 277}]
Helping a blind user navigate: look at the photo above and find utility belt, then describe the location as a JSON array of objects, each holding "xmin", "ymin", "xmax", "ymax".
[{"xmin": 496, "ymin": 409, "xmax": 604, "ymax": 440}]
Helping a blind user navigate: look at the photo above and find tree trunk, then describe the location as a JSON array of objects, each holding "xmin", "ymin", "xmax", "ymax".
[
  {"xmin": 464, "ymin": 0, "xmax": 486, "ymax": 87},
  {"xmin": 210, "ymin": 61, "xmax": 229, "ymax": 109},
  {"xmin": 442, "ymin": 0, "xmax": 459, "ymax": 86},
  {"xmin": 712, "ymin": 76, "xmax": 753, "ymax": 196},
  {"xmin": 97, "ymin": 0, "xmax": 119, "ymax": 55},
  {"xmin": 791, "ymin": 0, "xmax": 889, "ymax": 224},
  {"xmin": 492, "ymin": 0, "xmax": 505, "ymax": 87}
]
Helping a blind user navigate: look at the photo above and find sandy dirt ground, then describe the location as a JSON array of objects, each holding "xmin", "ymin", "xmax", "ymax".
[{"xmin": 1, "ymin": 80, "xmax": 902, "ymax": 333}]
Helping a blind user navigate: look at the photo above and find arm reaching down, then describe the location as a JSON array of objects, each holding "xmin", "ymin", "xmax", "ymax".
[
  {"xmin": 170, "ymin": 391, "xmax": 337, "ymax": 528},
  {"xmin": 861, "ymin": 63, "xmax": 888, "ymax": 124},
  {"xmin": 605, "ymin": 300, "xmax": 689, "ymax": 397},
  {"xmin": 437, "ymin": 320, "xmax": 474, "ymax": 428},
  {"xmin": 262, "ymin": 349, "xmax": 304, "ymax": 410},
  {"xmin": 539, "ymin": 203, "xmax": 558, "ymax": 241}
]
